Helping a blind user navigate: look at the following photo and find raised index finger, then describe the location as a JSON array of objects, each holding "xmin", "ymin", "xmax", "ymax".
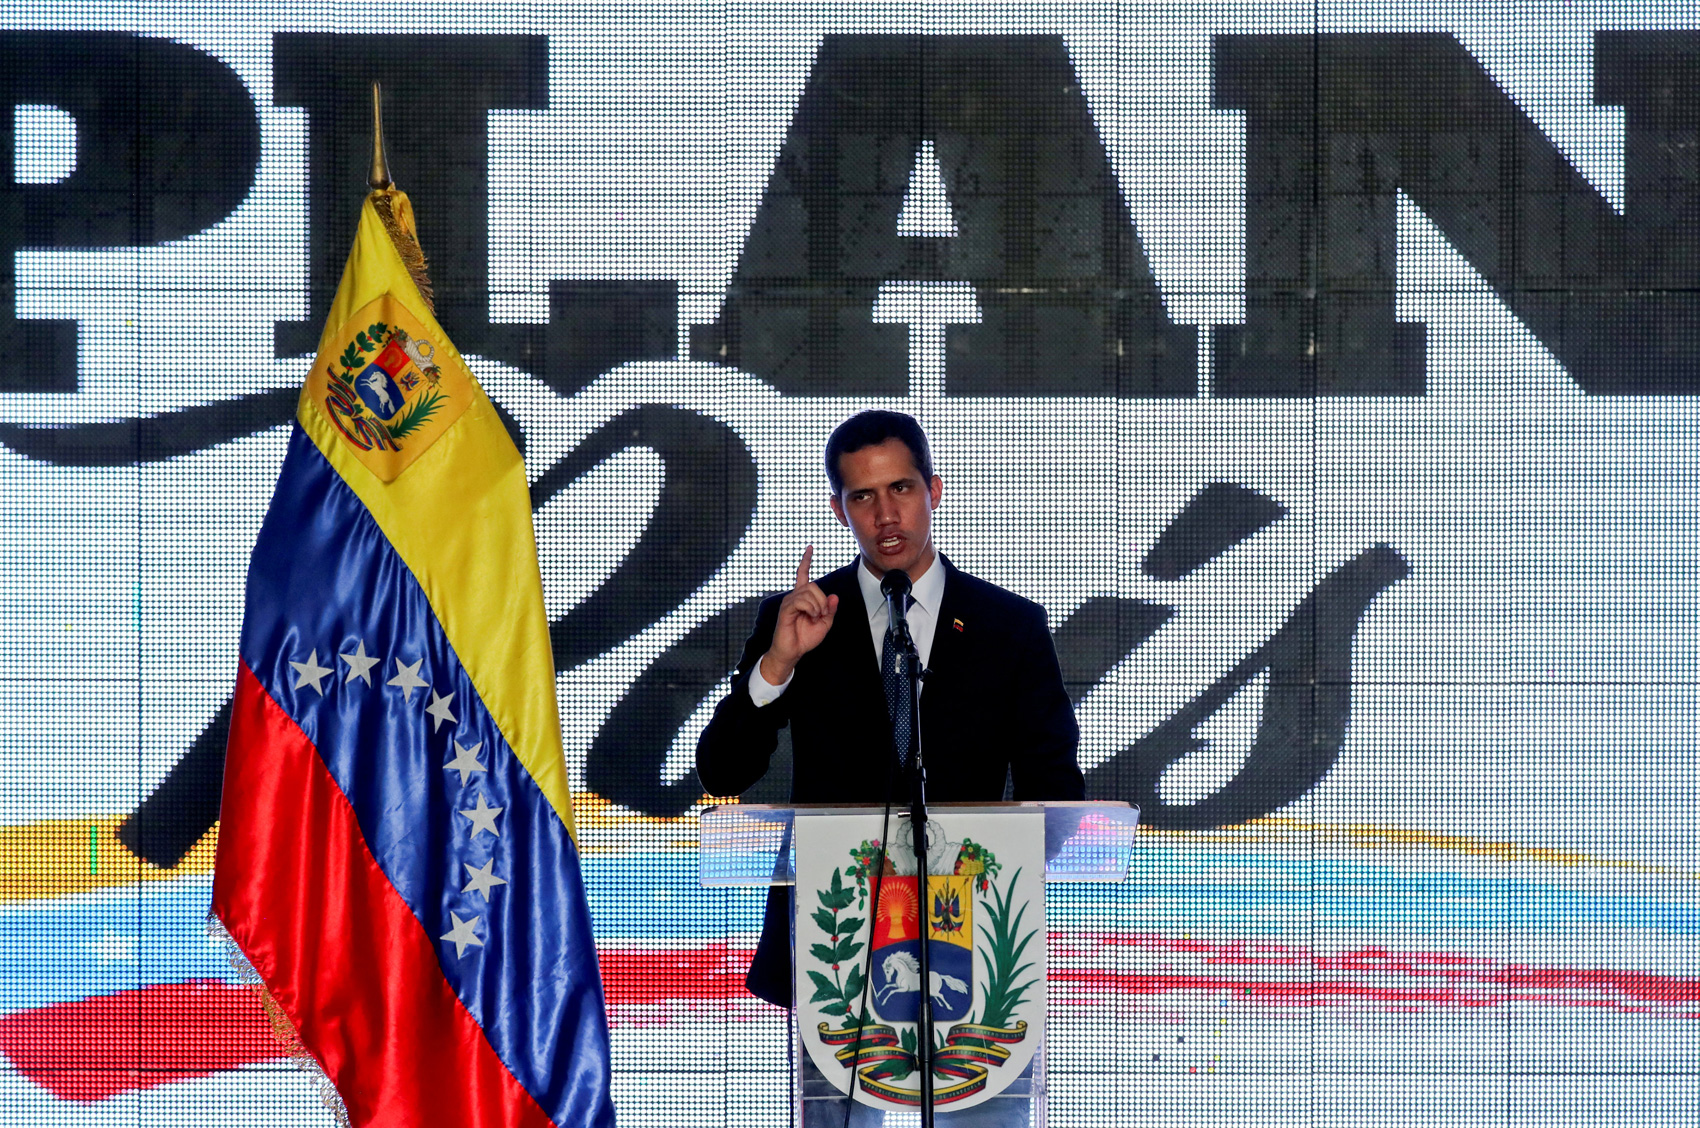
[{"xmin": 794, "ymin": 545, "xmax": 814, "ymax": 590}]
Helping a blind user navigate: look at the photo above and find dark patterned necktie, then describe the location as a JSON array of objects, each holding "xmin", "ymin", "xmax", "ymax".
[{"xmin": 881, "ymin": 600, "xmax": 911, "ymax": 768}]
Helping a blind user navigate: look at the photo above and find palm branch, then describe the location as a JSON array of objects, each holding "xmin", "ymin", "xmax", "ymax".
[
  {"xmin": 975, "ymin": 867, "xmax": 1040, "ymax": 1030},
  {"xmin": 385, "ymin": 389, "xmax": 445, "ymax": 439}
]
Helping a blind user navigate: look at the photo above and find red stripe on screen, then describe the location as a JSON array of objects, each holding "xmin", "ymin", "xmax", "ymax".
[
  {"xmin": 211, "ymin": 662, "xmax": 556, "ymax": 1128},
  {"xmin": 4, "ymin": 932, "xmax": 1695, "ymax": 1106},
  {"xmin": 596, "ymin": 943, "xmax": 753, "ymax": 1005},
  {"xmin": 1050, "ymin": 934, "xmax": 1700, "ymax": 1015},
  {"xmin": 0, "ymin": 979, "xmax": 282, "ymax": 1102}
]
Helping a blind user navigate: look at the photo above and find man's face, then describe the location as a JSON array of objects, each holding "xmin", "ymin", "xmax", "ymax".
[{"xmin": 829, "ymin": 438, "xmax": 944, "ymax": 579}]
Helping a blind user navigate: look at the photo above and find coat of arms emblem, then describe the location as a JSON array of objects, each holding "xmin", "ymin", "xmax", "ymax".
[
  {"xmin": 306, "ymin": 294, "xmax": 472, "ymax": 481},
  {"xmin": 795, "ymin": 812, "xmax": 1045, "ymax": 1112}
]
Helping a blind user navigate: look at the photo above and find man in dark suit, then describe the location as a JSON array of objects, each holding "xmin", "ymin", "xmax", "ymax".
[{"xmin": 695, "ymin": 410, "xmax": 1084, "ymax": 1013}]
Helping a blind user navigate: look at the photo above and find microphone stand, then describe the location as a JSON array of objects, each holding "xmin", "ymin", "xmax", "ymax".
[{"xmin": 885, "ymin": 586, "xmax": 935, "ymax": 1128}]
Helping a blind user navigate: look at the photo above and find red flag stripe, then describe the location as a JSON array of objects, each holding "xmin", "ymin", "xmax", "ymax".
[{"xmin": 212, "ymin": 662, "xmax": 556, "ymax": 1128}]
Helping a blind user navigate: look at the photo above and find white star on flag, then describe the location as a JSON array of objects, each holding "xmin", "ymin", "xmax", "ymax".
[
  {"xmin": 289, "ymin": 649, "xmax": 333, "ymax": 695},
  {"xmin": 387, "ymin": 656, "xmax": 428, "ymax": 702},
  {"xmin": 460, "ymin": 793, "xmax": 504, "ymax": 840},
  {"xmin": 462, "ymin": 858, "xmax": 508, "ymax": 901},
  {"xmin": 426, "ymin": 690, "xmax": 457, "ymax": 731},
  {"xmin": 444, "ymin": 741, "xmax": 485, "ymax": 786},
  {"xmin": 340, "ymin": 639, "xmax": 380, "ymax": 685},
  {"xmin": 440, "ymin": 911, "xmax": 484, "ymax": 958}
]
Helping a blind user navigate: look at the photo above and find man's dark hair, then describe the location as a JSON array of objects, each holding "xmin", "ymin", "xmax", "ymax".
[{"xmin": 824, "ymin": 410, "xmax": 934, "ymax": 495}]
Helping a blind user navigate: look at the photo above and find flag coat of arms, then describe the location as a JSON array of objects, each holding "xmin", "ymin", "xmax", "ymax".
[{"xmin": 211, "ymin": 188, "xmax": 616, "ymax": 1127}]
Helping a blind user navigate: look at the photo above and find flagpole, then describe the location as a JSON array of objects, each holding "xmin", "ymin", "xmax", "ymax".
[
  {"xmin": 363, "ymin": 82, "xmax": 435, "ymax": 312},
  {"xmin": 368, "ymin": 80, "xmax": 392, "ymax": 191}
]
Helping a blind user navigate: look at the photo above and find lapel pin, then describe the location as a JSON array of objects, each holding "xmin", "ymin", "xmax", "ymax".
[{"xmin": 953, "ymin": 618, "xmax": 964, "ymax": 632}]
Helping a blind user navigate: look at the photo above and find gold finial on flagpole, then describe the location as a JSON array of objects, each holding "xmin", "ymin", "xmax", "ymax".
[
  {"xmin": 364, "ymin": 80, "xmax": 434, "ymax": 310},
  {"xmin": 368, "ymin": 80, "xmax": 392, "ymax": 191}
]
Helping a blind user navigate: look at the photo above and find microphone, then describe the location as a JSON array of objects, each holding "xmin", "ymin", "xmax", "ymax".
[{"xmin": 880, "ymin": 569, "xmax": 912, "ymax": 633}]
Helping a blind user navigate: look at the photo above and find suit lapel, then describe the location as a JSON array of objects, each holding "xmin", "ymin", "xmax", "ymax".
[
  {"xmin": 925, "ymin": 555, "xmax": 965, "ymax": 683},
  {"xmin": 915, "ymin": 557, "xmax": 968, "ymax": 769}
]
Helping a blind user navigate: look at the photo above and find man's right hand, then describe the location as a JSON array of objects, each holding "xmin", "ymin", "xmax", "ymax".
[{"xmin": 759, "ymin": 546, "xmax": 839, "ymax": 687}]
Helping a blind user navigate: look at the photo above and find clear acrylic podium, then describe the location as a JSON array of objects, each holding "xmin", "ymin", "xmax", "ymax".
[{"xmin": 700, "ymin": 801, "xmax": 1138, "ymax": 1127}]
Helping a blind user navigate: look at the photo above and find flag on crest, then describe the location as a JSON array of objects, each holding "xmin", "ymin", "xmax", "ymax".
[{"xmin": 211, "ymin": 183, "xmax": 616, "ymax": 1127}]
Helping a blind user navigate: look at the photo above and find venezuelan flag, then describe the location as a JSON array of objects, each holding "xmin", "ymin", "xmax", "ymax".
[{"xmin": 211, "ymin": 188, "xmax": 615, "ymax": 1127}]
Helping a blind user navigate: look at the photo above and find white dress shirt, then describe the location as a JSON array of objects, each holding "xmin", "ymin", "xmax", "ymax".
[{"xmin": 748, "ymin": 556, "xmax": 945, "ymax": 706}]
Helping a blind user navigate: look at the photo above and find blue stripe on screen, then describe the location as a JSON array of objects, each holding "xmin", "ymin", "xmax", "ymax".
[{"xmin": 0, "ymin": 849, "xmax": 1689, "ymax": 1020}]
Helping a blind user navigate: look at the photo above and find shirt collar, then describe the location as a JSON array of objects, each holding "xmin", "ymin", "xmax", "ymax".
[{"xmin": 858, "ymin": 553, "xmax": 945, "ymax": 621}]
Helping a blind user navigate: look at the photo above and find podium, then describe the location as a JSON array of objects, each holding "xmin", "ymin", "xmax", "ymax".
[{"xmin": 701, "ymin": 801, "xmax": 1139, "ymax": 1127}]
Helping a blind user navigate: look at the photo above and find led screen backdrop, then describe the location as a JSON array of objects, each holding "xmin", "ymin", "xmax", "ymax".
[{"xmin": 0, "ymin": 2, "xmax": 1696, "ymax": 1125}]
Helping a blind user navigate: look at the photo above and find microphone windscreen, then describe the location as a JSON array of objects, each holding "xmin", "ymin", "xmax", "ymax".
[{"xmin": 880, "ymin": 569, "xmax": 912, "ymax": 598}]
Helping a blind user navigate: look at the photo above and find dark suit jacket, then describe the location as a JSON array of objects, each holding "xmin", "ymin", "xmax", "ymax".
[{"xmin": 695, "ymin": 553, "xmax": 1084, "ymax": 1005}]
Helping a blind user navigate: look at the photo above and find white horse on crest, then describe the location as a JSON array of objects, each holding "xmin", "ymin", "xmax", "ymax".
[
  {"xmin": 362, "ymin": 370, "xmax": 398, "ymax": 414},
  {"xmin": 874, "ymin": 950, "xmax": 968, "ymax": 1009}
]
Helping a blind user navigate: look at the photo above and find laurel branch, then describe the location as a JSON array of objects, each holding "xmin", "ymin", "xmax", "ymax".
[{"xmin": 806, "ymin": 867, "xmax": 867, "ymax": 1030}]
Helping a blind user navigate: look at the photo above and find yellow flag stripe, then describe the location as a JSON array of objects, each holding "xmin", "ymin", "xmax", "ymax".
[{"xmin": 296, "ymin": 193, "xmax": 574, "ymax": 836}]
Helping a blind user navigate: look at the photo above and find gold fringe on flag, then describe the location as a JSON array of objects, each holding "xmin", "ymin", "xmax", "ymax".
[
  {"xmin": 366, "ymin": 81, "xmax": 435, "ymax": 312},
  {"xmin": 369, "ymin": 188, "xmax": 435, "ymax": 313}
]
